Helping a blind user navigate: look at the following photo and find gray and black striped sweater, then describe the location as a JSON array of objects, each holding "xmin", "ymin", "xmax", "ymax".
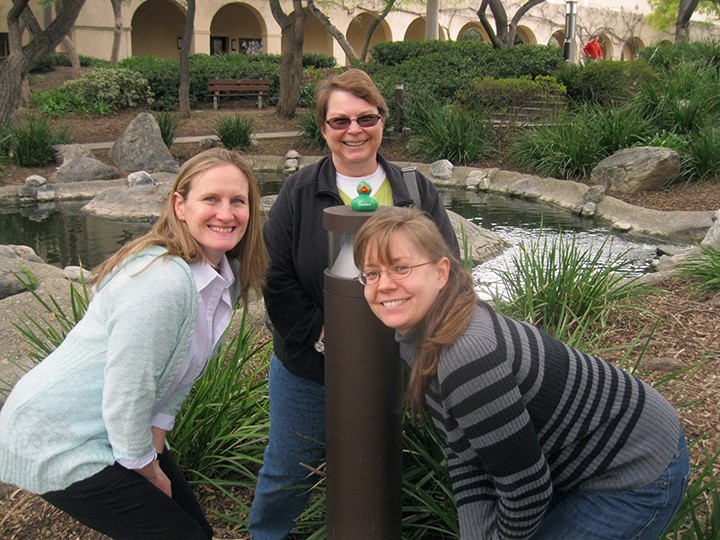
[{"xmin": 398, "ymin": 302, "xmax": 681, "ymax": 540}]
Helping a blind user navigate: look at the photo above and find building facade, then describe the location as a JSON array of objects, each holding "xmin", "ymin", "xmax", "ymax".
[{"xmin": 2, "ymin": 1, "xmax": 719, "ymax": 65}]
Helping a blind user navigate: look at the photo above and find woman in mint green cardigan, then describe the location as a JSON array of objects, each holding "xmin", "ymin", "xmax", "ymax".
[{"xmin": 0, "ymin": 148, "xmax": 268, "ymax": 539}]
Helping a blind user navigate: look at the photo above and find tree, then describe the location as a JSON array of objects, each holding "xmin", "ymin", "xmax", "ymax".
[
  {"xmin": 307, "ymin": 0, "xmax": 397, "ymax": 63},
  {"xmin": 109, "ymin": 0, "xmax": 123, "ymax": 65},
  {"xmin": 178, "ymin": 0, "xmax": 195, "ymax": 117},
  {"xmin": 0, "ymin": 0, "xmax": 86, "ymax": 125},
  {"xmin": 270, "ymin": 0, "xmax": 305, "ymax": 119},
  {"xmin": 477, "ymin": 0, "xmax": 546, "ymax": 48},
  {"xmin": 648, "ymin": 0, "xmax": 719, "ymax": 41}
]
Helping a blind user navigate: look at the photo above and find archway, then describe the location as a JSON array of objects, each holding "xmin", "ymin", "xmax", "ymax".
[
  {"xmin": 209, "ymin": 3, "xmax": 266, "ymax": 55},
  {"xmin": 598, "ymin": 32, "xmax": 613, "ymax": 60},
  {"xmin": 458, "ymin": 22, "xmax": 490, "ymax": 42},
  {"xmin": 622, "ymin": 36, "xmax": 645, "ymax": 60},
  {"xmin": 131, "ymin": 0, "xmax": 185, "ymax": 58},
  {"xmin": 515, "ymin": 25, "xmax": 537, "ymax": 45},
  {"xmin": 549, "ymin": 30, "xmax": 564, "ymax": 47},
  {"xmin": 403, "ymin": 17, "xmax": 444, "ymax": 41},
  {"xmin": 347, "ymin": 12, "xmax": 391, "ymax": 61}
]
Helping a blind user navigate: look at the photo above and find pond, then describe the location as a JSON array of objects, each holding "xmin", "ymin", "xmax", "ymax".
[{"xmin": 0, "ymin": 181, "xmax": 688, "ymax": 290}]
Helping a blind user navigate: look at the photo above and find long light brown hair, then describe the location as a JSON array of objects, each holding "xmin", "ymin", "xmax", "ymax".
[
  {"xmin": 353, "ymin": 207, "xmax": 478, "ymax": 415},
  {"xmin": 91, "ymin": 148, "xmax": 268, "ymax": 307}
]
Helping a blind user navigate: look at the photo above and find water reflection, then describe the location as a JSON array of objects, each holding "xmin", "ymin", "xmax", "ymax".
[{"xmin": 0, "ymin": 183, "xmax": 686, "ymax": 279}]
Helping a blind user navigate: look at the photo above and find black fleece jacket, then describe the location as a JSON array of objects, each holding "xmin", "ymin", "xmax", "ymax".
[{"xmin": 262, "ymin": 154, "xmax": 459, "ymax": 385}]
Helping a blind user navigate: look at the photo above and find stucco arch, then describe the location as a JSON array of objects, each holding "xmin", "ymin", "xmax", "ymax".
[
  {"xmin": 457, "ymin": 22, "xmax": 490, "ymax": 42},
  {"xmin": 549, "ymin": 30, "xmax": 564, "ymax": 47},
  {"xmin": 281, "ymin": 9, "xmax": 332, "ymax": 57},
  {"xmin": 130, "ymin": 0, "xmax": 185, "ymax": 58},
  {"xmin": 209, "ymin": 3, "xmax": 267, "ymax": 55},
  {"xmin": 622, "ymin": 36, "xmax": 645, "ymax": 60},
  {"xmin": 597, "ymin": 32, "xmax": 613, "ymax": 60},
  {"xmin": 347, "ymin": 12, "xmax": 392, "ymax": 61},
  {"xmin": 515, "ymin": 25, "xmax": 537, "ymax": 45},
  {"xmin": 404, "ymin": 17, "xmax": 445, "ymax": 41}
]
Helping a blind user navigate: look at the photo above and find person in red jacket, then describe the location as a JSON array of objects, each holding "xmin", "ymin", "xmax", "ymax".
[{"xmin": 583, "ymin": 34, "xmax": 604, "ymax": 61}]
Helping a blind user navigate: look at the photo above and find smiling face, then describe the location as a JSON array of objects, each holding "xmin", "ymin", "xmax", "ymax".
[
  {"xmin": 173, "ymin": 163, "xmax": 250, "ymax": 266},
  {"xmin": 362, "ymin": 231, "xmax": 449, "ymax": 336},
  {"xmin": 321, "ymin": 90, "xmax": 384, "ymax": 177}
]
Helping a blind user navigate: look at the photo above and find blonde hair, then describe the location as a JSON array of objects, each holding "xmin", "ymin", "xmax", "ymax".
[
  {"xmin": 353, "ymin": 207, "xmax": 478, "ymax": 415},
  {"xmin": 315, "ymin": 68, "xmax": 388, "ymax": 128},
  {"xmin": 91, "ymin": 148, "xmax": 268, "ymax": 307}
]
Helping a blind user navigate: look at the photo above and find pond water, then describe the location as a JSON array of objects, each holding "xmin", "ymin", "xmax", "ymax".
[{"xmin": 0, "ymin": 180, "xmax": 687, "ymax": 291}]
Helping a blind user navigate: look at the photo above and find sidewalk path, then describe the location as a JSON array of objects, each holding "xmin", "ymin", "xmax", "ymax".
[{"xmin": 81, "ymin": 131, "xmax": 300, "ymax": 151}]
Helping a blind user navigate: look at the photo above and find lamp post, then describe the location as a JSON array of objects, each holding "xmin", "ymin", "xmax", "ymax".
[
  {"xmin": 564, "ymin": 0, "xmax": 578, "ymax": 62},
  {"xmin": 323, "ymin": 205, "xmax": 404, "ymax": 540}
]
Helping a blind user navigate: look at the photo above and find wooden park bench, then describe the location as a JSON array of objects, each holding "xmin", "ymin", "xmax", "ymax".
[{"xmin": 207, "ymin": 78, "xmax": 271, "ymax": 110}]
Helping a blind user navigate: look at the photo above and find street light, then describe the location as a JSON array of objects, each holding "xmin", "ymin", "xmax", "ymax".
[{"xmin": 564, "ymin": 0, "xmax": 578, "ymax": 62}]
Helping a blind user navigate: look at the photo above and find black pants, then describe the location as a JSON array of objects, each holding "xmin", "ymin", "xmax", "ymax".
[{"xmin": 41, "ymin": 450, "xmax": 213, "ymax": 539}]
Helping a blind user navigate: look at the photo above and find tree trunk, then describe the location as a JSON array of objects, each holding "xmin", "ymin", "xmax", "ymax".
[
  {"xmin": 0, "ymin": 0, "xmax": 87, "ymax": 124},
  {"xmin": 360, "ymin": 0, "xmax": 395, "ymax": 62},
  {"xmin": 675, "ymin": 0, "xmax": 701, "ymax": 42},
  {"xmin": 425, "ymin": 0, "xmax": 439, "ymax": 40},
  {"xmin": 477, "ymin": 0, "xmax": 546, "ymax": 48},
  {"xmin": 270, "ymin": 0, "xmax": 305, "ymax": 119},
  {"xmin": 179, "ymin": 0, "xmax": 195, "ymax": 118},
  {"xmin": 307, "ymin": 0, "xmax": 358, "ymax": 63},
  {"xmin": 110, "ymin": 0, "xmax": 123, "ymax": 65}
]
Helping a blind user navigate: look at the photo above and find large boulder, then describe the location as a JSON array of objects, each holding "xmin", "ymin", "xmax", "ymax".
[
  {"xmin": 0, "ymin": 245, "xmax": 44, "ymax": 300},
  {"xmin": 51, "ymin": 156, "xmax": 119, "ymax": 183},
  {"xmin": 701, "ymin": 209, "xmax": 720, "ymax": 249},
  {"xmin": 109, "ymin": 113, "xmax": 179, "ymax": 174},
  {"xmin": 590, "ymin": 146, "xmax": 680, "ymax": 194}
]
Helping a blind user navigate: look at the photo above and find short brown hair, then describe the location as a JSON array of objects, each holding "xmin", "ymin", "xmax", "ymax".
[{"xmin": 315, "ymin": 68, "xmax": 387, "ymax": 128}]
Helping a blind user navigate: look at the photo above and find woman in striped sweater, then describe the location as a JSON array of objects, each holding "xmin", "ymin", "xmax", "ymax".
[{"xmin": 353, "ymin": 207, "xmax": 689, "ymax": 539}]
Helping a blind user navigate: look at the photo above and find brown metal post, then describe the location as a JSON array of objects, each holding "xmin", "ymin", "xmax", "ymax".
[{"xmin": 323, "ymin": 206, "xmax": 404, "ymax": 539}]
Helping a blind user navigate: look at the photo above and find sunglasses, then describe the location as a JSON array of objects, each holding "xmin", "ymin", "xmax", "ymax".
[{"xmin": 325, "ymin": 114, "xmax": 383, "ymax": 130}]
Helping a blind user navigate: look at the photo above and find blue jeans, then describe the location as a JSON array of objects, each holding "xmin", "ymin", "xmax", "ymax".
[
  {"xmin": 534, "ymin": 429, "xmax": 690, "ymax": 539},
  {"xmin": 249, "ymin": 355, "xmax": 326, "ymax": 540}
]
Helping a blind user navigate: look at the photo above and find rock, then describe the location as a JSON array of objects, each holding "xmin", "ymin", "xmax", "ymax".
[
  {"xmin": 51, "ymin": 156, "xmax": 119, "ymax": 183},
  {"xmin": 82, "ymin": 183, "xmax": 172, "ymax": 221},
  {"xmin": 590, "ymin": 146, "xmax": 680, "ymax": 194},
  {"xmin": 583, "ymin": 184, "xmax": 605, "ymax": 204},
  {"xmin": 446, "ymin": 210, "xmax": 508, "ymax": 265},
  {"xmin": 0, "ymin": 245, "xmax": 45, "ymax": 300},
  {"xmin": 430, "ymin": 159, "xmax": 453, "ymax": 180},
  {"xmin": 110, "ymin": 112, "xmax": 179, "ymax": 173},
  {"xmin": 701, "ymin": 209, "xmax": 720, "ymax": 248},
  {"xmin": 285, "ymin": 150, "xmax": 301, "ymax": 159},
  {"xmin": 127, "ymin": 171, "xmax": 155, "ymax": 187},
  {"xmin": 507, "ymin": 178, "xmax": 541, "ymax": 199},
  {"xmin": 199, "ymin": 138, "xmax": 218, "ymax": 150},
  {"xmin": 466, "ymin": 169, "xmax": 488, "ymax": 191},
  {"xmin": 25, "ymin": 175, "xmax": 47, "ymax": 188},
  {"xmin": 53, "ymin": 144, "xmax": 94, "ymax": 165},
  {"xmin": 35, "ymin": 185, "xmax": 57, "ymax": 201},
  {"xmin": 63, "ymin": 265, "xmax": 92, "ymax": 283}
]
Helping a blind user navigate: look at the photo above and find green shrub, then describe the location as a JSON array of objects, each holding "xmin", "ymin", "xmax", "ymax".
[
  {"xmin": 553, "ymin": 60, "xmax": 657, "ymax": 106},
  {"xmin": 407, "ymin": 100, "xmax": 494, "ymax": 165},
  {"xmin": 9, "ymin": 114, "xmax": 72, "ymax": 167},
  {"xmin": 685, "ymin": 124, "xmax": 720, "ymax": 183},
  {"xmin": 368, "ymin": 42, "xmax": 564, "ymax": 106},
  {"xmin": 295, "ymin": 110, "xmax": 327, "ymax": 151},
  {"xmin": 32, "ymin": 87, "xmax": 92, "ymax": 116},
  {"xmin": 213, "ymin": 114, "xmax": 255, "ymax": 151},
  {"xmin": 677, "ymin": 247, "xmax": 720, "ymax": 296},
  {"xmin": 508, "ymin": 104, "xmax": 652, "ymax": 179},
  {"xmin": 640, "ymin": 39, "xmax": 720, "ymax": 71},
  {"xmin": 302, "ymin": 52, "xmax": 337, "ymax": 69},
  {"xmin": 457, "ymin": 75, "xmax": 566, "ymax": 118},
  {"xmin": 492, "ymin": 229, "xmax": 649, "ymax": 348},
  {"xmin": 629, "ymin": 61, "xmax": 720, "ymax": 135},
  {"xmin": 58, "ymin": 67, "xmax": 154, "ymax": 111},
  {"xmin": 155, "ymin": 111, "xmax": 178, "ymax": 148}
]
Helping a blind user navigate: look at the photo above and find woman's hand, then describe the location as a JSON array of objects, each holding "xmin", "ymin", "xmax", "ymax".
[{"xmin": 137, "ymin": 458, "xmax": 172, "ymax": 497}]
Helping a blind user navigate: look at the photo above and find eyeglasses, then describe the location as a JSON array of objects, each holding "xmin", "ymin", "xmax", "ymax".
[
  {"xmin": 325, "ymin": 114, "xmax": 383, "ymax": 130},
  {"xmin": 357, "ymin": 262, "xmax": 435, "ymax": 286}
]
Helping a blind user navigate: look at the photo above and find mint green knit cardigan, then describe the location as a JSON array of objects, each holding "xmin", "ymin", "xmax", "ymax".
[{"xmin": 0, "ymin": 246, "xmax": 237, "ymax": 494}]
